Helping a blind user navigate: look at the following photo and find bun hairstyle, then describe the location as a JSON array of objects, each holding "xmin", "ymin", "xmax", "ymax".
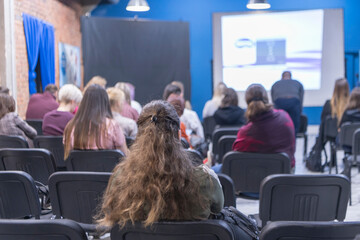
[{"xmin": 245, "ymin": 84, "xmax": 272, "ymax": 121}]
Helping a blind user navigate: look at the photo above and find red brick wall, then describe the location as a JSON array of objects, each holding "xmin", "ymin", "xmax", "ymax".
[{"xmin": 14, "ymin": 0, "xmax": 82, "ymax": 118}]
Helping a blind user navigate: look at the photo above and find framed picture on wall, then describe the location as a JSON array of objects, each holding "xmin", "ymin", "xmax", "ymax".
[{"xmin": 59, "ymin": 42, "xmax": 81, "ymax": 87}]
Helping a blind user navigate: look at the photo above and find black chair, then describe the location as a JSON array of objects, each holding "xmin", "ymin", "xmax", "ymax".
[
  {"xmin": 323, "ymin": 116, "xmax": 338, "ymax": 173},
  {"xmin": 339, "ymin": 122, "xmax": 360, "ymax": 153},
  {"xmin": 49, "ymin": 171, "xmax": 111, "ymax": 232},
  {"xmin": 111, "ymin": 220, "xmax": 234, "ymax": 240},
  {"xmin": 0, "ymin": 219, "xmax": 88, "ymax": 240},
  {"xmin": 221, "ymin": 151, "xmax": 291, "ymax": 199},
  {"xmin": 0, "ymin": 171, "xmax": 41, "ymax": 219},
  {"xmin": 353, "ymin": 128, "xmax": 360, "ymax": 171},
  {"xmin": 181, "ymin": 137, "xmax": 190, "ymax": 149},
  {"xmin": 212, "ymin": 127, "xmax": 240, "ymax": 163},
  {"xmin": 34, "ymin": 136, "xmax": 65, "ymax": 171},
  {"xmin": 217, "ymin": 173, "xmax": 236, "ymax": 207},
  {"xmin": 186, "ymin": 149, "xmax": 203, "ymax": 166},
  {"xmin": 0, "ymin": 135, "xmax": 29, "ymax": 148},
  {"xmin": 259, "ymin": 174, "xmax": 350, "ymax": 227},
  {"xmin": 296, "ymin": 114, "xmax": 308, "ymax": 160},
  {"xmin": 126, "ymin": 136, "xmax": 135, "ymax": 148},
  {"xmin": 0, "ymin": 148, "xmax": 56, "ymax": 185},
  {"xmin": 260, "ymin": 221, "xmax": 360, "ymax": 240},
  {"xmin": 26, "ymin": 119, "xmax": 43, "ymax": 135},
  {"xmin": 203, "ymin": 116, "xmax": 217, "ymax": 142},
  {"xmin": 218, "ymin": 135, "xmax": 236, "ymax": 163},
  {"xmin": 66, "ymin": 149, "xmax": 124, "ymax": 172}
]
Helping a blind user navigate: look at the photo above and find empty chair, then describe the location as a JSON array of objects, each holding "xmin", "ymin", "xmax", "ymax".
[
  {"xmin": 34, "ymin": 136, "xmax": 65, "ymax": 170},
  {"xmin": 260, "ymin": 221, "xmax": 360, "ymax": 240},
  {"xmin": 217, "ymin": 173, "xmax": 236, "ymax": 207},
  {"xmin": 212, "ymin": 127, "xmax": 240, "ymax": 163},
  {"xmin": 296, "ymin": 114, "xmax": 308, "ymax": 159},
  {"xmin": 222, "ymin": 151, "xmax": 290, "ymax": 199},
  {"xmin": 0, "ymin": 171, "xmax": 41, "ymax": 219},
  {"xmin": 218, "ymin": 135, "xmax": 236, "ymax": 163},
  {"xmin": 323, "ymin": 116, "xmax": 339, "ymax": 173},
  {"xmin": 0, "ymin": 149, "xmax": 56, "ymax": 185},
  {"xmin": 26, "ymin": 119, "xmax": 43, "ymax": 135},
  {"xmin": 49, "ymin": 171, "xmax": 111, "ymax": 232},
  {"xmin": 259, "ymin": 174, "xmax": 350, "ymax": 227},
  {"xmin": 0, "ymin": 135, "xmax": 29, "ymax": 148},
  {"xmin": 66, "ymin": 149, "xmax": 124, "ymax": 172},
  {"xmin": 111, "ymin": 220, "xmax": 234, "ymax": 240},
  {"xmin": 0, "ymin": 219, "xmax": 88, "ymax": 240}
]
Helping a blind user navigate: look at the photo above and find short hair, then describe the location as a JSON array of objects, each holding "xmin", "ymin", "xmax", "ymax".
[
  {"xmin": 84, "ymin": 76, "xmax": 107, "ymax": 93},
  {"xmin": 0, "ymin": 94, "xmax": 15, "ymax": 118},
  {"xmin": 58, "ymin": 84, "xmax": 83, "ymax": 104},
  {"xmin": 107, "ymin": 87, "xmax": 126, "ymax": 112},
  {"xmin": 171, "ymin": 81, "xmax": 184, "ymax": 94},
  {"xmin": 163, "ymin": 84, "xmax": 181, "ymax": 100},
  {"xmin": 221, "ymin": 88, "xmax": 238, "ymax": 107},
  {"xmin": 114, "ymin": 82, "xmax": 131, "ymax": 104},
  {"xmin": 44, "ymin": 84, "xmax": 58, "ymax": 94},
  {"xmin": 281, "ymin": 71, "xmax": 292, "ymax": 80}
]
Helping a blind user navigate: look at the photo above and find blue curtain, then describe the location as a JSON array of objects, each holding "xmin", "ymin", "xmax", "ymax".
[{"xmin": 23, "ymin": 14, "xmax": 55, "ymax": 94}]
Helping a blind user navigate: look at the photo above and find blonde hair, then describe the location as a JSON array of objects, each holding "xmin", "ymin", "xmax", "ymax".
[
  {"xmin": 115, "ymin": 82, "xmax": 131, "ymax": 105},
  {"xmin": 58, "ymin": 84, "xmax": 82, "ymax": 104},
  {"xmin": 330, "ymin": 78, "xmax": 349, "ymax": 124},
  {"xmin": 106, "ymin": 87, "xmax": 126, "ymax": 113},
  {"xmin": 245, "ymin": 84, "xmax": 272, "ymax": 121},
  {"xmin": 213, "ymin": 82, "xmax": 227, "ymax": 98},
  {"xmin": 84, "ymin": 76, "xmax": 107, "ymax": 93}
]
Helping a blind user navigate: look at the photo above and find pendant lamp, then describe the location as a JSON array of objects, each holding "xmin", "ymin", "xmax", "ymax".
[
  {"xmin": 247, "ymin": 0, "xmax": 271, "ymax": 10},
  {"xmin": 126, "ymin": 0, "xmax": 150, "ymax": 12}
]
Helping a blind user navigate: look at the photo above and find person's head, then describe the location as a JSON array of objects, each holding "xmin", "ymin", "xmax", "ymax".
[
  {"xmin": 331, "ymin": 78, "xmax": 350, "ymax": 122},
  {"xmin": 171, "ymin": 81, "xmax": 185, "ymax": 97},
  {"xmin": 84, "ymin": 76, "xmax": 107, "ymax": 93},
  {"xmin": 0, "ymin": 87, "xmax": 10, "ymax": 95},
  {"xmin": 163, "ymin": 84, "xmax": 181, "ymax": 100},
  {"xmin": 0, "ymin": 94, "xmax": 15, "ymax": 118},
  {"xmin": 64, "ymin": 84, "xmax": 112, "ymax": 159},
  {"xmin": 97, "ymin": 100, "xmax": 206, "ymax": 228},
  {"xmin": 245, "ymin": 84, "xmax": 272, "ymax": 121},
  {"xmin": 346, "ymin": 87, "xmax": 360, "ymax": 111},
  {"xmin": 107, "ymin": 87, "xmax": 126, "ymax": 113},
  {"xmin": 125, "ymin": 82, "xmax": 135, "ymax": 101},
  {"xmin": 58, "ymin": 84, "xmax": 83, "ymax": 112},
  {"xmin": 281, "ymin": 71, "xmax": 292, "ymax": 80},
  {"xmin": 115, "ymin": 82, "xmax": 131, "ymax": 105},
  {"xmin": 221, "ymin": 87, "xmax": 238, "ymax": 107},
  {"xmin": 44, "ymin": 84, "xmax": 58, "ymax": 98},
  {"xmin": 167, "ymin": 93, "xmax": 185, "ymax": 117},
  {"xmin": 213, "ymin": 82, "xmax": 227, "ymax": 98}
]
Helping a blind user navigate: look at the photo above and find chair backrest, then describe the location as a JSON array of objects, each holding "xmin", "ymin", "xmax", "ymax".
[
  {"xmin": 218, "ymin": 135, "xmax": 236, "ymax": 163},
  {"xmin": 111, "ymin": 220, "xmax": 234, "ymax": 240},
  {"xmin": 34, "ymin": 136, "xmax": 65, "ymax": 170},
  {"xmin": 0, "ymin": 171, "xmax": 41, "ymax": 219},
  {"xmin": 212, "ymin": 127, "xmax": 240, "ymax": 162},
  {"xmin": 186, "ymin": 149, "xmax": 203, "ymax": 166},
  {"xmin": 0, "ymin": 148, "xmax": 56, "ymax": 185},
  {"xmin": 353, "ymin": 129, "xmax": 360, "ymax": 162},
  {"xmin": 26, "ymin": 119, "xmax": 43, "ymax": 135},
  {"xmin": 298, "ymin": 114, "xmax": 308, "ymax": 134},
  {"xmin": 0, "ymin": 219, "xmax": 88, "ymax": 240},
  {"xmin": 222, "ymin": 151, "xmax": 291, "ymax": 194},
  {"xmin": 260, "ymin": 221, "xmax": 360, "ymax": 240},
  {"xmin": 260, "ymin": 174, "xmax": 350, "ymax": 224},
  {"xmin": 323, "ymin": 116, "xmax": 338, "ymax": 141},
  {"xmin": 125, "ymin": 137, "xmax": 135, "ymax": 148},
  {"xmin": 49, "ymin": 171, "xmax": 111, "ymax": 226},
  {"xmin": 203, "ymin": 116, "xmax": 217, "ymax": 141},
  {"xmin": 66, "ymin": 149, "xmax": 124, "ymax": 172},
  {"xmin": 339, "ymin": 122, "xmax": 360, "ymax": 148},
  {"xmin": 0, "ymin": 135, "xmax": 29, "ymax": 148},
  {"xmin": 217, "ymin": 173, "xmax": 236, "ymax": 207},
  {"xmin": 181, "ymin": 137, "xmax": 190, "ymax": 149}
]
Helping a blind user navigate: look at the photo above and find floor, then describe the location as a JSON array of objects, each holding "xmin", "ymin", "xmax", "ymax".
[{"xmin": 236, "ymin": 125, "xmax": 360, "ymax": 221}]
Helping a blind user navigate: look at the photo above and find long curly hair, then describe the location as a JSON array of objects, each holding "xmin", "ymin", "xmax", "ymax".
[{"xmin": 97, "ymin": 100, "xmax": 207, "ymax": 228}]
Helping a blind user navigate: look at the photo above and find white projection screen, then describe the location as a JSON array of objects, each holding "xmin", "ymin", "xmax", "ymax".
[{"xmin": 213, "ymin": 9, "xmax": 344, "ymax": 107}]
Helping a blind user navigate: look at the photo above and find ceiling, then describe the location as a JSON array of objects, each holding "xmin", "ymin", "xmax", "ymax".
[{"xmin": 58, "ymin": 0, "xmax": 119, "ymax": 15}]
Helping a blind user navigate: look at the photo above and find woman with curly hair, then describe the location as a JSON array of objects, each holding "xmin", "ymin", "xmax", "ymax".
[{"xmin": 97, "ymin": 100, "xmax": 223, "ymax": 227}]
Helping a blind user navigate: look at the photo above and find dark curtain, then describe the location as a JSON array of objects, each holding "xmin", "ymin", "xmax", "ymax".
[
  {"xmin": 81, "ymin": 17, "xmax": 191, "ymax": 105},
  {"xmin": 23, "ymin": 14, "xmax": 55, "ymax": 94}
]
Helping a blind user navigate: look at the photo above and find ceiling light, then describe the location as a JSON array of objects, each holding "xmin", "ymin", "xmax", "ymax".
[
  {"xmin": 126, "ymin": 0, "xmax": 150, "ymax": 12},
  {"xmin": 247, "ymin": 0, "xmax": 271, "ymax": 10}
]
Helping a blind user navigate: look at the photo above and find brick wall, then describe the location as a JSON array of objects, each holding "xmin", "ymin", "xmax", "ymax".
[{"xmin": 14, "ymin": 0, "xmax": 82, "ymax": 118}]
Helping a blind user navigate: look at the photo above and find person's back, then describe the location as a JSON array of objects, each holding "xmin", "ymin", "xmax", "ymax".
[{"xmin": 26, "ymin": 84, "xmax": 59, "ymax": 120}]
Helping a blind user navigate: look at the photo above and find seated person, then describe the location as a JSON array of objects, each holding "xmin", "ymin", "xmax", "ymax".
[
  {"xmin": 83, "ymin": 75, "xmax": 107, "ymax": 92},
  {"xmin": 0, "ymin": 94, "xmax": 37, "ymax": 146},
  {"xmin": 63, "ymin": 84, "xmax": 129, "ymax": 159},
  {"xmin": 97, "ymin": 100, "xmax": 223, "ymax": 228},
  {"xmin": 107, "ymin": 87, "xmax": 138, "ymax": 138},
  {"xmin": 125, "ymin": 82, "xmax": 142, "ymax": 114},
  {"xmin": 25, "ymin": 84, "xmax": 59, "ymax": 120},
  {"xmin": 214, "ymin": 87, "xmax": 245, "ymax": 126},
  {"xmin": 115, "ymin": 82, "xmax": 139, "ymax": 121},
  {"xmin": 42, "ymin": 84, "xmax": 82, "ymax": 136},
  {"xmin": 203, "ymin": 82, "xmax": 227, "ymax": 119}
]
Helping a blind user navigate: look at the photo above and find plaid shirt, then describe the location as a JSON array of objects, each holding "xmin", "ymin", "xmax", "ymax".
[{"xmin": 0, "ymin": 112, "xmax": 37, "ymax": 142}]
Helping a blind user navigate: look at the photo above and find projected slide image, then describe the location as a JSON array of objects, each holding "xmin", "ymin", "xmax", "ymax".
[{"xmin": 221, "ymin": 9, "xmax": 324, "ymax": 91}]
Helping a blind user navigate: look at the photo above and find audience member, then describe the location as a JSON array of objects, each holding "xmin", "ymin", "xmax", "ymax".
[
  {"xmin": 63, "ymin": 84, "xmax": 129, "ymax": 159},
  {"xmin": 0, "ymin": 94, "xmax": 37, "ymax": 146},
  {"xmin": 125, "ymin": 82, "xmax": 142, "ymax": 114},
  {"xmin": 25, "ymin": 84, "xmax": 59, "ymax": 120},
  {"xmin": 83, "ymin": 76, "xmax": 107, "ymax": 93},
  {"xmin": 114, "ymin": 82, "xmax": 139, "ymax": 121},
  {"xmin": 107, "ymin": 87, "xmax": 138, "ymax": 138},
  {"xmin": 214, "ymin": 87, "xmax": 245, "ymax": 126},
  {"xmin": 339, "ymin": 87, "xmax": 360, "ymax": 126},
  {"xmin": 42, "ymin": 84, "xmax": 82, "ymax": 136},
  {"xmin": 0, "ymin": 86, "xmax": 10, "ymax": 95},
  {"xmin": 203, "ymin": 82, "xmax": 227, "ymax": 119},
  {"xmin": 271, "ymin": 71, "xmax": 304, "ymax": 133},
  {"xmin": 97, "ymin": 100, "xmax": 223, "ymax": 228},
  {"xmin": 171, "ymin": 81, "xmax": 192, "ymax": 109}
]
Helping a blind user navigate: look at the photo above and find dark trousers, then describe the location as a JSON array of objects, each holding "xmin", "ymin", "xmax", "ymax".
[{"xmin": 274, "ymin": 98, "xmax": 301, "ymax": 133}]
